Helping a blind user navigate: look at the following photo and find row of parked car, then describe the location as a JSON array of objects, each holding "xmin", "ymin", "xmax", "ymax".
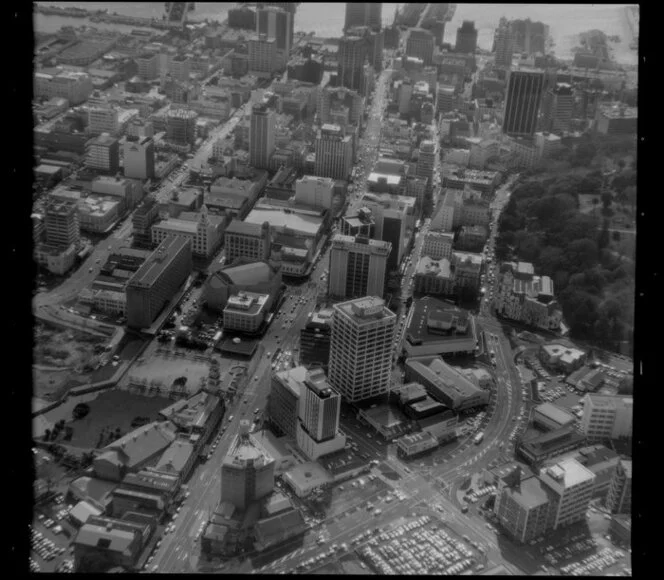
[
  {"xmin": 30, "ymin": 525, "xmax": 66, "ymax": 562},
  {"xmin": 359, "ymin": 516, "xmax": 482, "ymax": 575},
  {"xmin": 560, "ymin": 546, "xmax": 627, "ymax": 576}
]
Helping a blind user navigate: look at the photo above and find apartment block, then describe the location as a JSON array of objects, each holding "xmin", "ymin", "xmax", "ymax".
[{"xmin": 580, "ymin": 394, "xmax": 633, "ymax": 443}]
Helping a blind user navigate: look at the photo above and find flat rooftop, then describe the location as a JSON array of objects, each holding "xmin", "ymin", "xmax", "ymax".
[
  {"xmin": 406, "ymin": 297, "xmax": 474, "ymax": 346},
  {"xmin": 127, "ymin": 236, "xmax": 190, "ymax": 288},
  {"xmin": 406, "ymin": 356, "xmax": 483, "ymax": 401},
  {"xmin": 540, "ymin": 457, "xmax": 596, "ymax": 489},
  {"xmin": 334, "ymin": 297, "xmax": 396, "ymax": 327},
  {"xmin": 245, "ymin": 208, "xmax": 323, "ymax": 237},
  {"xmin": 507, "ymin": 475, "xmax": 552, "ymax": 509}
]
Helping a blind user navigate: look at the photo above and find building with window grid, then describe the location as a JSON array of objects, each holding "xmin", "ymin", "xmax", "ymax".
[
  {"xmin": 224, "ymin": 220, "xmax": 272, "ymax": 264},
  {"xmin": 328, "ymin": 297, "xmax": 396, "ymax": 403},
  {"xmin": 328, "ymin": 234, "xmax": 391, "ymax": 301},
  {"xmin": 125, "ymin": 235, "xmax": 192, "ymax": 329}
]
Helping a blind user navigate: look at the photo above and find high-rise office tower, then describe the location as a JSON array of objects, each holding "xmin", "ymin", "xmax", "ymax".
[
  {"xmin": 541, "ymin": 82, "xmax": 574, "ymax": 134},
  {"xmin": 314, "ymin": 123, "xmax": 353, "ymax": 180},
  {"xmin": 123, "ymin": 136, "xmax": 155, "ymax": 180},
  {"xmin": 44, "ymin": 198, "xmax": 80, "ymax": 249},
  {"xmin": 257, "ymin": 2, "xmax": 297, "ymax": 46},
  {"xmin": 250, "ymin": 102, "xmax": 276, "ymax": 169},
  {"xmin": 256, "ymin": 5, "xmax": 293, "ymax": 69},
  {"xmin": 248, "ymin": 35, "xmax": 278, "ymax": 75},
  {"xmin": 494, "ymin": 17, "xmax": 514, "ymax": 69},
  {"xmin": 510, "ymin": 19, "xmax": 549, "ymax": 56},
  {"xmin": 455, "ymin": 20, "xmax": 478, "ymax": 54},
  {"xmin": 344, "ymin": 3, "xmax": 382, "ymax": 31},
  {"xmin": 406, "ymin": 28, "xmax": 435, "ymax": 66},
  {"xmin": 166, "ymin": 108, "xmax": 198, "ymax": 146},
  {"xmin": 328, "ymin": 234, "xmax": 391, "ymax": 300},
  {"xmin": 502, "ymin": 68, "xmax": 545, "ymax": 137},
  {"xmin": 328, "ymin": 296, "xmax": 396, "ymax": 403},
  {"xmin": 338, "ymin": 33, "xmax": 371, "ymax": 92}
]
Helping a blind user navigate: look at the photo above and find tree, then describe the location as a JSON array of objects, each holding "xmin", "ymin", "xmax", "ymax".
[{"xmin": 612, "ymin": 231, "xmax": 621, "ymax": 242}]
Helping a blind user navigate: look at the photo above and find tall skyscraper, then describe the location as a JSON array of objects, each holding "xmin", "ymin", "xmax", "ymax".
[
  {"xmin": 416, "ymin": 140, "xmax": 436, "ymax": 184},
  {"xmin": 510, "ymin": 19, "xmax": 550, "ymax": 56},
  {"xmin": 541, "ymin": 82, "xmax": 574, "ymax": 134},
  {"xmin": 250, "ymin": 102, "xmax": 276, "ymax": 169},
  {"xmin": 455, "ymin": 20, "xmax": 478, "ymax": 54},
  {"xmin": 328, "ymin": 296, "xmax": 396, "ymax": 403},
  {"xmin": 338, "ymin": 33, "xmax": 371, "ymax": 91},
  {"xmin": 406, "ymin": 28, "xmax": 435, "ymax": 66},
  {"xmin": 502, "ymin": 68, "xmax": 545, "ymax": 137},
  {"xmin": 328, "ymin": 234, "xmax": 391, "ymax": 300},
  {"xmin": 257, "ymin": 2, "xmax": 297, "ymax": 46},
  {"xmin": 344, "ymin": 3, "xmax": 382, "ymax": 30},
  {"xmin": 256, "ymin": 5, "xmax": 293, "ymax": 69},
  {"xmin": 493, "ymin": 17, "xmax": 514, "ymax": 69},
  {"xmin": 314, "ymin": 123, "xmax": 353, "ymax": 180},
  {"xmin": 85, "ymin": 133, "xmax": 120, "ymax": 174}
]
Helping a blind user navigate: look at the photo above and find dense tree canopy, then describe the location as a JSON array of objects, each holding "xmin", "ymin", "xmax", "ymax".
[{"xmin": 496, "ymin": 167, "xmax": 634, "ymax": 354}]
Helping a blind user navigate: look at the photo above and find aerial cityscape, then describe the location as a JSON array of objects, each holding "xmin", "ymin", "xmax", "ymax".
[{"xmin": 30, "ymin": 2, "xmax": 637, "ymax": 575}]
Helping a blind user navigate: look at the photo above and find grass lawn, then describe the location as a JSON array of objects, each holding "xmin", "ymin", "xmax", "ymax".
[{"xmin": 65, "ymin": 389, "xmax": 172, "ymax": 450}]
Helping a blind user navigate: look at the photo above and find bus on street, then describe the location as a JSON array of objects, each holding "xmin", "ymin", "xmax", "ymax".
[{"xmin": 473, "ymin": 432, "xmax": 484, "ymax": 445}]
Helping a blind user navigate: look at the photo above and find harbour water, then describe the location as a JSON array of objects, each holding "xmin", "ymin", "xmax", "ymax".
[{"xmin": 35, "ymin": 2, "xmax": 637, "ymax": 66}]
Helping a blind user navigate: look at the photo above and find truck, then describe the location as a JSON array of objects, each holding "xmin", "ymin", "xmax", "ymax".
[{"xmin": 473, "ymin": 432, "xmax": 484, "ymax": 445}]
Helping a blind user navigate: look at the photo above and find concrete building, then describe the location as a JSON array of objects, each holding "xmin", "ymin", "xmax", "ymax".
[
  {"xmin": 44, "ymin": 197, "xmax": 80, "ymax": 249},
  {"xmin": 539, "ymin": 458, "xmax": 596, "ymax": 529},
  {"xmin": 166, "ymin": 108, "xmax": 198, "ymax": 146},
  {"xmin": 406, "ymin": 28, "xmax": 434, "ymax": 66},
  {"xmin": 436, "ymin": 85, "xmax": 457, "ymax": 115},
  {"xmin": 314, "ymin": 123, "xmax": 353, "ymax": 181},
  {"xmin": 296, "ymin": 372, "xmax": 346, "ymax": 460},
  {"xmin": 580, "ymin": 395, "xmax": 633, "ymax": 444},
  {"xmin": 606, "ymin": 459, "xmax": 632, "ymax": 515},
  {"xmin": 494, "ymin": 17, "xmax": 514, "ymax": 69},
  {"xmin": 328, "ymin": 234, "xmax": 391, "ymax": 301},
  {"xmin": 494, "ymin": 467, "xmax": 556, "ymax": 544},
  {"xmin": 494, "ymin": 261, "xmax": 563, "ymax": 331},
  {"xmin": 452, "ymin": 251, "xmax": 484, "ymax": 292},
  {"xmin": 455, "ymin": 20, "xmax": 478, "ymax": 54},
  {"xmin": 250, "ymin": 102, "xmax": 276, "ymax": 170},
  {"xmin": 517, "ymin": 425, "xmax": 587, "ymax": 466},
  {"xmin": 86, "ymin": 133, "xmax": 120, "ymax": 174},
  {"xmin": 533, "ymin": 403, "xmax": 576, "ymax": 431},
  {"xmin": 405, "ymin": 356, "xmax": 489, "ymax": 412},
  {"xmin": 318, "ymin": 86, "xmax": 364, "ymax": 129},
  {"xmin": 293, "ymin": 176, "xmax": 334, "ymax": 210},
  {"xmin": 124, "ymin": 136, "xmax": 155, "ymax": 180},
  {"xmin": 88, "ymin": 106, "xmax": 120, "ymax": 136},
  {"xmin": 594, "ymin": 104, "xmax": 638, "ymax": 136},
  {"xmin": 169, "ymin": 55, "xmax": 191, "ymax": 82},
  {"xmin": 34, "ymin": 70, "xmax": 93, "ymax": 105},
  {"xmin": 136, "ymin": 52, "xmax": 159, "ymax": 80},
  {"xmin": 125, "ymin": 236, "xmax": 193, "ymax": 330},
  {"xmin": 541, "ymin": 83, "xmax": 574, "ymax": 134},
  {"xmin": 248, "ymin": 35, "xmax": 278, "ymax": 76},
  {"xmin": 503, "ymin": 67, "xmax": 545, "ymax": 137},
  {"xmin": 413, "ymin": 256, "xmax": 455, "ymax": 296},
  {"xmin": 224, "ymin": 220, "xmax": 272, "ymax": 264},
  {"xmin": 223, "ymin": 291, "xmax": 270, "ymax": 333},
  {"xmin": 337, "ymin": 33, "xmax": 370, "ymax": 92},
  {"xmin": 422, "ymin": 230, "xmax": 454, "ymax": 260},
  {"xmin": 151, "ymin": 208, "xmax": 224, "ymax": 259},
  {"xmin": 416, "ymin": 139, "xmax": 435, "ymax": 185},
  {"xmin": 256, "ymin": 5, "xmax": 293, "ymax": 69},
  {"xmin": 403, "ymin": 297, "xmax": 477, "ymax": 358},
  {"xmin": 220, "ymin": 421, "xmax": 275, "ymax": 511},
  {"xmin": 132, "ymin": 196, "xmax": 160, "ymax": 248},
  {"xmin": 539, "ymin": 343, "xmax": 587, "ymax": 374},
  {"xmin": 268, "ymin": 366, "xmax": 306, "ymax": 438},
  {"xmin": 299, "ymin": 307, "xmax": 334, "ymax": 368},
  {"xmin": 328, "ymin": 297, "xmax": 396, "ymax": 403}
]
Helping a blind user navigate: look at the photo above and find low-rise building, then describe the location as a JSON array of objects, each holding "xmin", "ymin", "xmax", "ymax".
[
  {"xmin": 405, "ymin": 355, "xmax": 489, "ymax": 412},
  {"xmin": 403, "ymin": 297, "xmax": 477, "ymax": 357},
  {"xmin": 517, "ymin": 425, "xmax": 586, "ymax": 467},
  {"xmin": 223, "ymin": 292, "xmax": 270, "ymax": 334},
  {"xmin": 93, "ymin": 422, "xmax": 178, "ymax": 482},
  {"xmin": 151, "ymin": 208, "xmax": 225, "ymax": 258},
  {"xmin": 539, "ymin": 343, "xmax": 587, "ymax": 373},
  {"xmin": 533, "ymin": 403, "xmax": 576, "ymax": 431}
]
